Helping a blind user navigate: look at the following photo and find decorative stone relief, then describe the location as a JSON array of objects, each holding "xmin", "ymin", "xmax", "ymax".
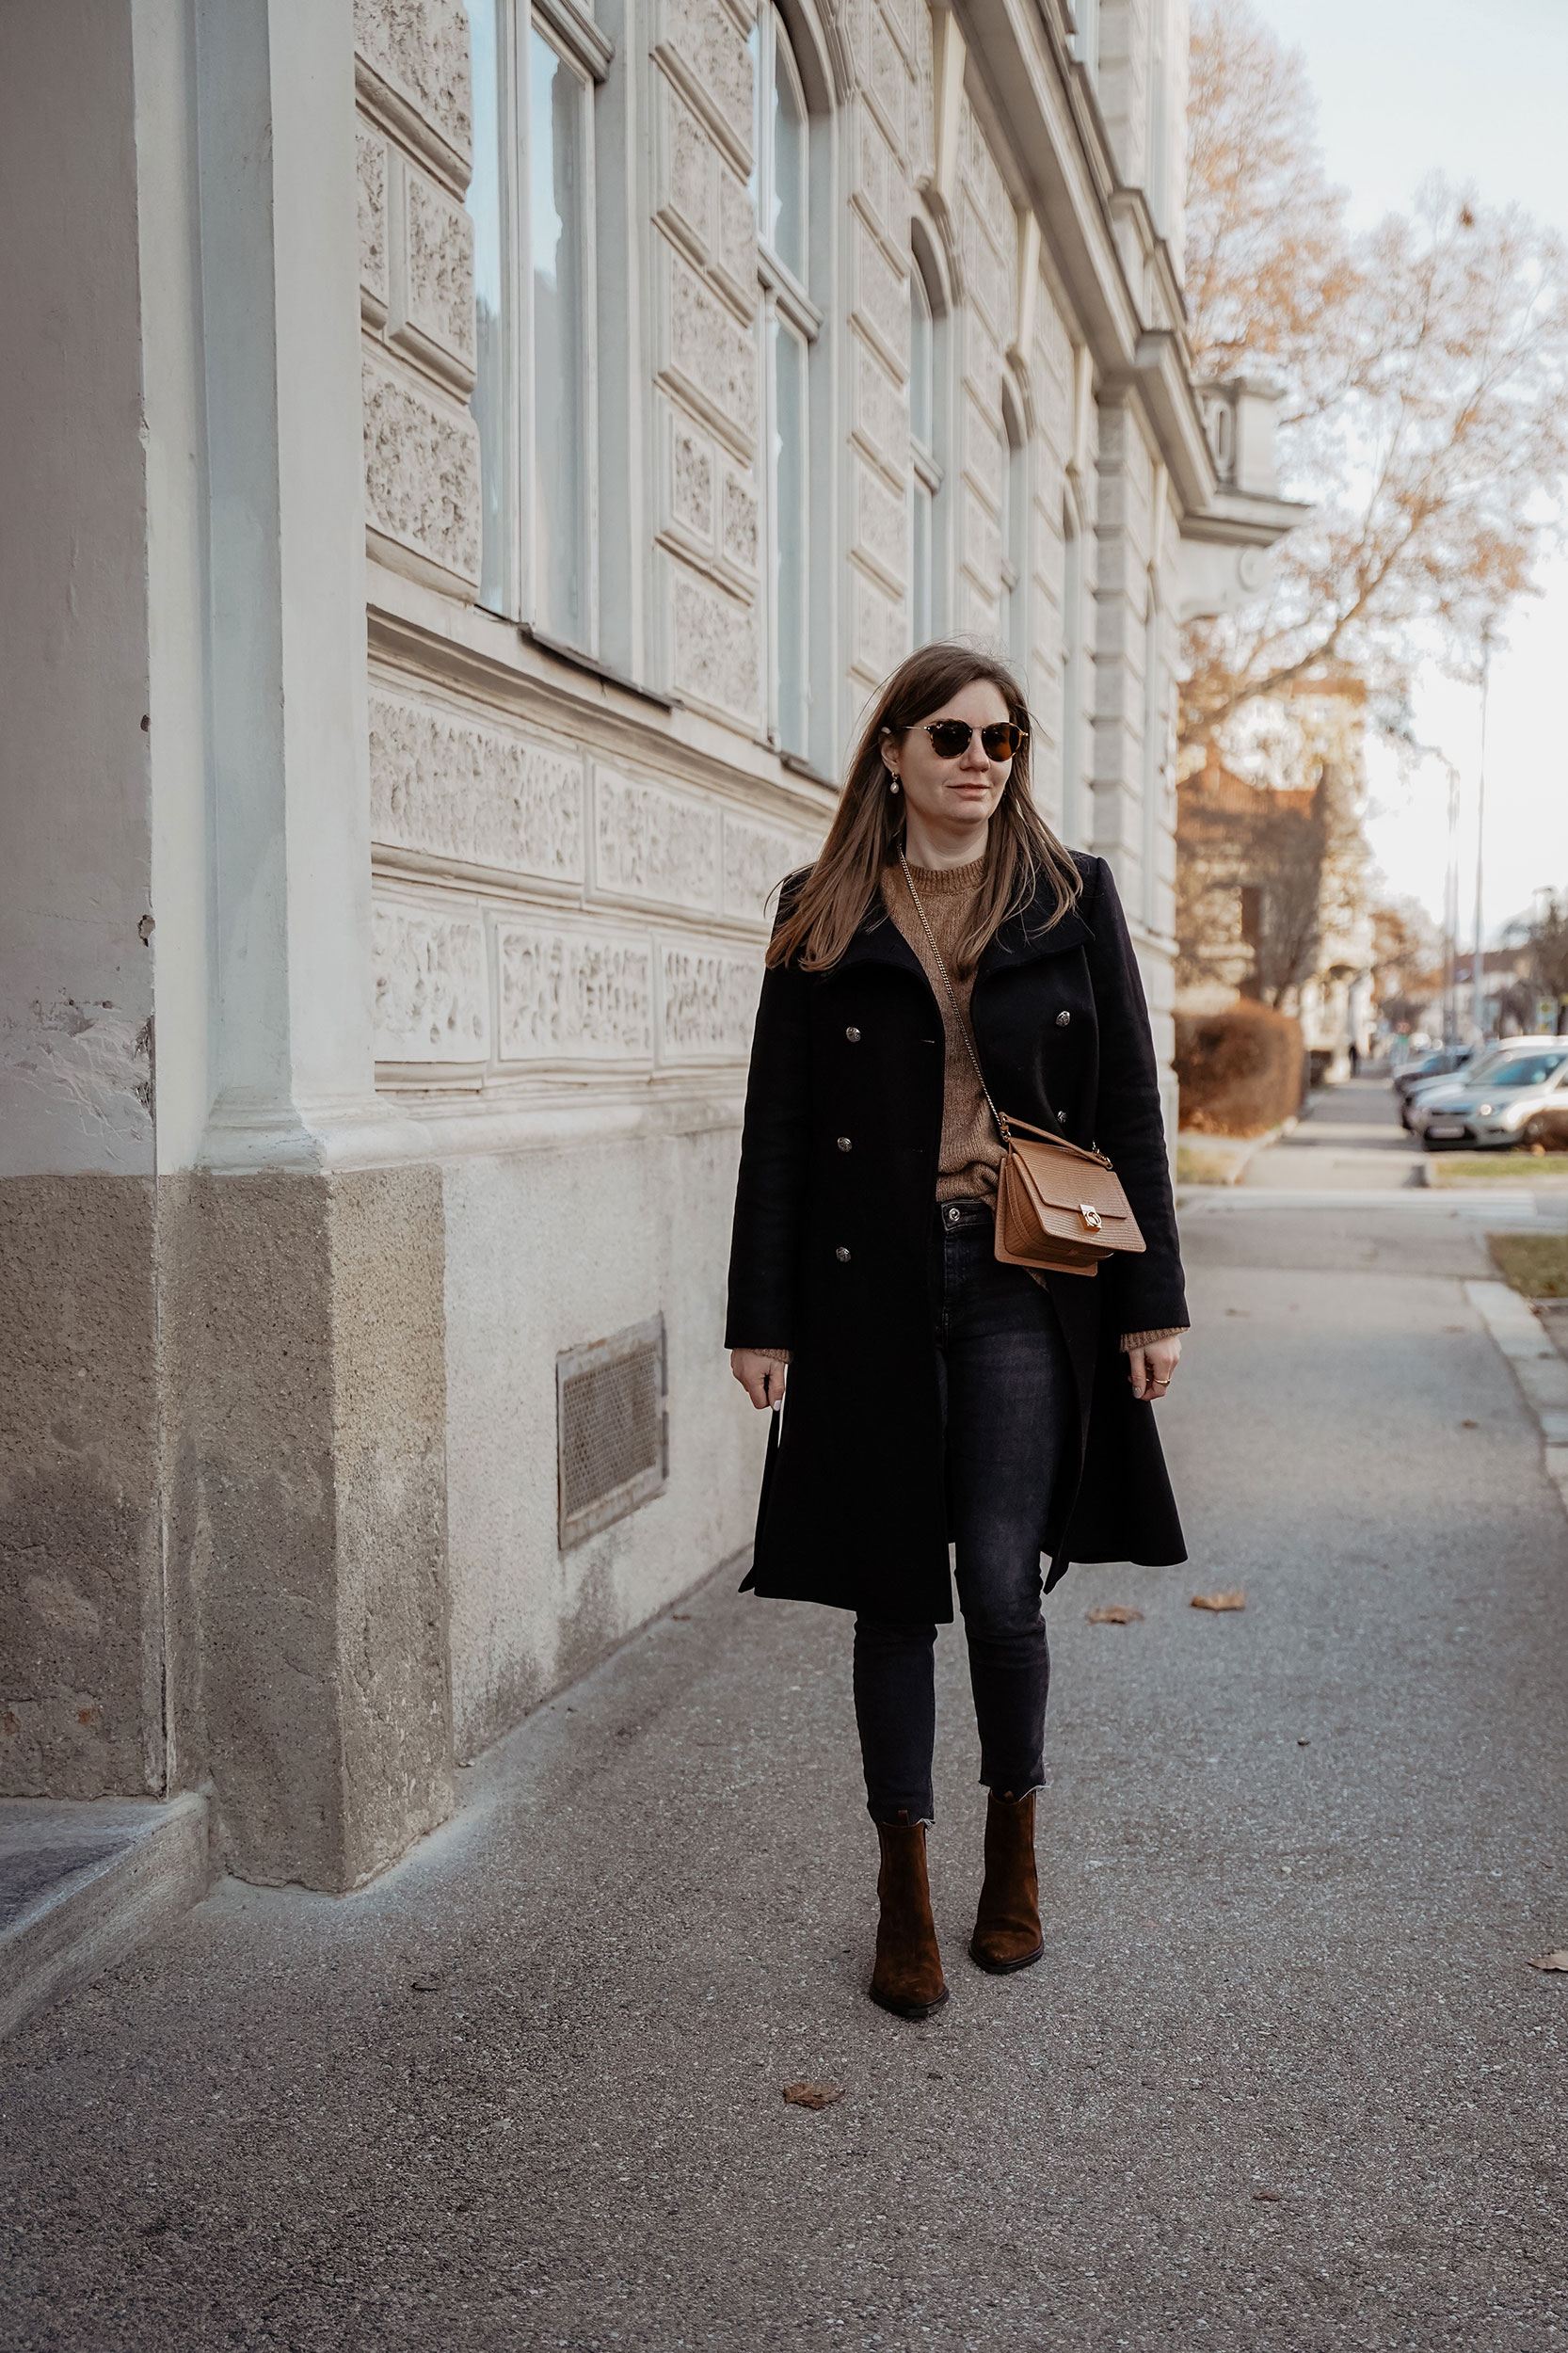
[
  {"xmin": 373, "ymin": 898, "xmax": 488, "ymax": 1063},
  {"xmin": 720, "ymin": 470, "xmax": 758, "ymax": 576},
  {"xmin": 665, "ymin": 250, "xmax": 759, "ymax": 451},
  {"xmin": 958, "ymin": 574, "xmax": 998, "ymax": 640},
  {"xmin": 856, "ymin": 457, "xmax": 907, "ymax": 587},
  {"xmin": 659, "ymin": 944, "xmax": 762, "ymax": 1062},
  {"xmin": 910, "ymin": 0, "xmax": 936, "ymax": 184},
  {"xmin": 852, "ymin": 217, "xmax": 907, "ymax": 372},
  {"xmin": 362, "ymin": 354, "xmax": 481, "ymax": 585},
  {"xmin": 963, "ymin": 391, "xmax": 1004, "ymax": 510},
  {"xmin": 357, "ymin": 124, "xmax": 388, "ymax": 316},
  {"xmin": 864, "ymin": 5, "xmax": 910, "ymax": 151},
  {"xmin": 723, "ymin": 815, "xmax": 816, "ymax": 923},
  {"xmin": 670, "ymin": 563, "xmax": 760, "ymax": 723},
  {"xmin": 370, "ymin": 691, "xmax": 584, "ymax": 880},
  {"xmin": 656, "ymin": 0, "xmax": 753, "ymax": 159},
  {"xmin": 714, "ymin": 167, "xmax": 757, "ymax": 304},
  {"xmin": 962, "ymin": 100, "xmax": 1013, "ymax": 248},
  {"xmin": 671, "ymin": 424, "xmax": 715, "ymax": 540},
  {"xmin": 594, "ymin": 771, "xmax": 721, "ymax": 910},
  {"xmin": 355, "ymin": 0, "xmax": 472, "ymax": 175},
  {"xmin": 854, "ymin": 339, "xmax": 907, "ymax": 477},
  {"xmin": 856, "ymin": 105, "xmax": 902, "ymax": 240},
  {"xmin": 962, "ymin": 481, "xmax": 1001, "ymax": 585},
  {"xmin": 496, "ymin": 924, "xmax": 653, "ymax": 1062},
  {"xmin": 852, "ymin": 571, "xmax": 906, "ymax": 686},
  {"xmin": 404, "ymin": 168, "xmax": 476, "ymax": 373},
  {"xmin": 662, "ymin": 84, "xmax": 712, "ymax": 252},
  {"xmin": 960, "ymin": 197, "xmax": 1010, "ymax": 344}
]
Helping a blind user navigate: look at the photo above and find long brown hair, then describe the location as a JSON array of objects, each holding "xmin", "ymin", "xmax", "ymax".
[{"xmin": 767, "ymin": 642, "xmax": 1081, "ymax": 974}]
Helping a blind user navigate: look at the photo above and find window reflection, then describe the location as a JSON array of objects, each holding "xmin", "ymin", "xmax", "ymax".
[
  {"xmin": 465, "ymin": 0, "xmax": 505, "ymax": 609},
  {"xmin": 531, "ymin": 31, "xmax": 587, "ymax": 646}
]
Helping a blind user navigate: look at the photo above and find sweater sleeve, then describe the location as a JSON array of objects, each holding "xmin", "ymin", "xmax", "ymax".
[{"xmin": 1081, "ymin": 857, "xmax": 1190, "ymax": 1338}]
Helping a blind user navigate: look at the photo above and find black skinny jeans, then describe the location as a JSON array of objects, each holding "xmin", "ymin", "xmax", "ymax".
[{"xmin": 853, "ymin": 1198, "xmax": 1074, "ymax": 1824}]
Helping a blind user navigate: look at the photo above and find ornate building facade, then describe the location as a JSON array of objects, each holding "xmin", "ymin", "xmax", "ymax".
[{"xmin": 1, "ymin": 0, "xmax": 1289, "ymax": 1885}]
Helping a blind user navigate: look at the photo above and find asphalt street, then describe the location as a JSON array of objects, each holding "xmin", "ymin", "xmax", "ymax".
[{"xmin": 4, "ymin": 1082, "xmax": 1566, "ymax": 2352}]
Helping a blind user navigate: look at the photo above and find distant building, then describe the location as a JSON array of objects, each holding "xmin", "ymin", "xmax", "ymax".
[
  {"xmin": 1176, "ymin": 679, "xmax": 1373, "ymax": 1080},
  {"xmin": 1, "ymin": 0, "xmax": 1292, "ymax": 1884}
]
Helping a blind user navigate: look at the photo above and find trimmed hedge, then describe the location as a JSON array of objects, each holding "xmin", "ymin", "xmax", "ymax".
[{"xmin": 1176, "ymin": 1004, "xmax": 1304, "ymax": 1138}]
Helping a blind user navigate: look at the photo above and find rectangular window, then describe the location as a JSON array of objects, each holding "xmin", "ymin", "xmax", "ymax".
[
  {"xmin": 1062, "ymin": 505, "xmax": 1084, "ymax": 844},
  {"xmin": 774, "ymin": 316, "xmax": 809, "ymax": 756},
  {"xmin": 468, "ymin": 1, "xmax": 508, "ymax": 609},
  {"xmin": 461, "ymin": 2, "xmax": 602, "ymax": 648},
  {"xmin": 912, "ymin": 479, "xmax": 933, "ymax": 647},
  {"xmin": 530, "ymin": 30, "xmax": 590, "ymax": 643},
  {"xmin": 753, "ymin": 6, "xmax": 820, "ymax": 760}
]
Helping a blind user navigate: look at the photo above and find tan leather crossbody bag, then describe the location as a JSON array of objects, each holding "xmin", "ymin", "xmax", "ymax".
[{"xmin": 899, "ymin": 853, "xmax": 1146, "ymax": 1279}]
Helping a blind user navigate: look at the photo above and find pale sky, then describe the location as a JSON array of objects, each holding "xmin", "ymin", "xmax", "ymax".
[{"xmin": 1240, "ymin": 0, "xmax": 1568, "ymax": 945}]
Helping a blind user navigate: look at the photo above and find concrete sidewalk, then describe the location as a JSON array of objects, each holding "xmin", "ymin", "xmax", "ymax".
[{"xmin": 4, "ymin": 1198, "xmax": 1568, "ymax": 2350}]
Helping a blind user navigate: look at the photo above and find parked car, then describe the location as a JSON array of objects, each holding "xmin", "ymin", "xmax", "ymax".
[
  {"xmin": 1395, "ymin": 1048, "xmax": 1475, "ymax": 1129},
  {"xmin": 1416, "ymin": 1046, "xmax": 1568, "ymax": 1150},
  {"xmin": 1393, "ymin": 1048, "xmax": 1472, "ymax": 1114},
  {"xmin": 1406, "ymin": 1039, "xmax": 1558, "ymax": 1140}
]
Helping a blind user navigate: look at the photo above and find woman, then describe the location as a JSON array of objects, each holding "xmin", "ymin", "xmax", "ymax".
[{"xmin": 726, "ymin": 642, "xmax": 1187, "ymax": 2021}]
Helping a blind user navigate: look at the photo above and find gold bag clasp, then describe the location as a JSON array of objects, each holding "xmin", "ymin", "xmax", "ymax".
[{"xmin": 1079, "ymin": 1203, "xmax": 1102, "ymax": 1231}]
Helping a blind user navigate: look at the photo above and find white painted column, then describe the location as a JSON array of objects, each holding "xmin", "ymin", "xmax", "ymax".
[{"xmin": 194, "ymin": 0, "xmax": 381, "ymax": 1168}]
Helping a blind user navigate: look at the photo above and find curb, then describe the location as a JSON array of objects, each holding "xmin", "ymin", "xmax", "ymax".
[
  {"xmin": 1464, "ymin": 1279, "xmax": 1568, "ymax": 1514},
  {"xmin": 0, "ymin": 1791, "xmax": 213, "ymax": 2041}
]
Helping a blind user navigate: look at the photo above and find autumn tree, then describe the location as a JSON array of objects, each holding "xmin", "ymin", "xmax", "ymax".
[
  {"xmin": 1370, "ymin": 899, "xmax": 1441, "ymax": 1032},
  {"xmin": 1182, "ymin": 0, "xmax": 1568, "ymax": 749}
]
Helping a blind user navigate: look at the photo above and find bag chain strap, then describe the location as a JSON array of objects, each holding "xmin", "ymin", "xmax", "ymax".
[{"xmin": 896, "ymin": 851, "xmax": 1111, "ymax": 1171}]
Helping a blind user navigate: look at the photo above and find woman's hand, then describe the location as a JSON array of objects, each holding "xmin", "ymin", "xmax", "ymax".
[
  {"xmin": 1128, "ymin": 1335, "xmax": 1181, "ymax": 1402},
  {"xmin": 731, "ymin": 1349, "xmax": 788, "ymax": 1411}
]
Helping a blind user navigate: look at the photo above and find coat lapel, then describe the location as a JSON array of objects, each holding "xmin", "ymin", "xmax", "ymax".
[{"xmin": 977, "ymin": 872, "xmax": 1094, "ymax": 981}]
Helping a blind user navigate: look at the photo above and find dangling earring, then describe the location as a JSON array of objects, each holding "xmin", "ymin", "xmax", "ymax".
[{"xmin": 888, "ymin": 775, "xmax": 901, "ymax": 794}]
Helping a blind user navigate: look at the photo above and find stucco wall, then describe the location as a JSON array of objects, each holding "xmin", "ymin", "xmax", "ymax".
[{"xmin": 442, "ymin": 1119, "xmax": 765, "ymax": 1760}]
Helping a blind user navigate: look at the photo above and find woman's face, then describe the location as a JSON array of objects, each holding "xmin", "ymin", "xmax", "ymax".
[{"xmin": 880, "ymin": 679, "xmax": 1014, "ymax": 838}]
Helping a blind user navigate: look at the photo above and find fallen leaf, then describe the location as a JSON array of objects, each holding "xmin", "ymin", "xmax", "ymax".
[
  {"xmin": 1224, "ymin": 1307, "xmax": 1251, "ymax": 1318},
  {"xmin": 1460, "ymin": 1419, "xmax": 1479, "ymax": 1430},
  {"xmin": 670, "ymin": 1611, "xmax": 693, "ymax": 1621},
  {"xmin": 783, "ymin": 2081, "xmax": 842, "ymax": 2110},
  {"xmin": 1086, "ymin": 1605, "xmax": 1144, "ymax": 1625},
  {"xmin": 1192, "ymin": 1591, "xmax": 1245, "ymax": 1612},
  {"xmin": 1527, "ymin": 1951, "xmax": 1568, "ymax": 1973},
  {"xmin": 1253, "ymin": 2188, "xmax": 1283, "ymax": 2202}
]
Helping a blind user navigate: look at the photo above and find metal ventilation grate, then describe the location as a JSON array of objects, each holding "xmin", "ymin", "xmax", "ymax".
[{"xmin": 556, "ymin": 1315, "xmax": 667, "ymax": 1550}]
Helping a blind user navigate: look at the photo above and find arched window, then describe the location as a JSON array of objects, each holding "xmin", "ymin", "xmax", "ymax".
[
  {"xmin": 1000, "ymin": 389, "xmax": 1028, "ymax": 669},
  {"xmin": 909, "ymin": 248, "xmax": 945, "ymax": 646},
  {"xmin": 1061, "ymin": 498, "xmax": 1084, "ymax": 844},
  {"xmin": 750, "ymin": 7, "xmax": 818, "ymax": 758}
]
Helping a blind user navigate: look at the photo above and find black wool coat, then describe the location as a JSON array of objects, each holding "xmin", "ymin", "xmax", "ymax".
[{"xmin": 724, "ymin": 852, "xmax": 1189, "ymax": 1625}]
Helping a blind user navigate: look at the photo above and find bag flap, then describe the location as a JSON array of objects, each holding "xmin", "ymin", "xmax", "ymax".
[{"xmin": 1008, "ymin": 1140, "xmax": 1132, "ymax": 1221}]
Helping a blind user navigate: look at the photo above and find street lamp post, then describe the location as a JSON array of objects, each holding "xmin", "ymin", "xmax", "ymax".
[{"xmin": 1471, "ymin": 622, "xmax": 1494, "ymax": 1040}]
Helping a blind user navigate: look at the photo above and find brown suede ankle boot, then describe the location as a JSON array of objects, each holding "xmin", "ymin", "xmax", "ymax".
[
  {"xmin": 969, "ymin": 1790, "xmax": 1045, "ymax": 1974},
  {"xmin": 869, "ymin": 1815, "xmax": 949, "ymax": 2021}
]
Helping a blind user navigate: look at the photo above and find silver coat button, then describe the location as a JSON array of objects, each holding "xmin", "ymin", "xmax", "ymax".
[
  {"xmin": 845, "ymin": 1026, "xmax": 861, "ymax": 1043},
  {"xmin": 1056, "ymin": 1010, "xmax": 1071, "ymax": 1027},
  {"xmin": 1057, "ymin": 1110, "xmax": 1067, "ymax": 1126},
  {"xmin": 835, "ymin": 1245, "xmax": 852, "ymax": 1261},
  {"xmin": 837, "ymin": 1136, "xmax": 852, "ymax": 1151}
]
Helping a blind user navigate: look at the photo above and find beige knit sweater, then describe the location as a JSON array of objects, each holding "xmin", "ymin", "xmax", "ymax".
[
  {"xmin": 881, "ymin": 854, "xmax": 1001, "ymax": 1203},
  {"xmin": 746, "ymin": 854, "xmax": 1186, "ymax": 1360}
]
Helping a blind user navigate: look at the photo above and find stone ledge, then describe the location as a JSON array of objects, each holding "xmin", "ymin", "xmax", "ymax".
[{"xmin": 0, "ymin": 1792, "xmax": 212, "ymax": 2040}]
